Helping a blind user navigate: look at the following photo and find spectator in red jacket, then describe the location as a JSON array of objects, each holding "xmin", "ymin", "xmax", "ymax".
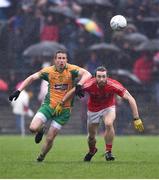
[
  {"xmin": 133, "ymin": 52, "xmax": 154, "ymax": 100},
  {"xmin": 133, "ymin": 52, "xmax": 154, "ymax": 84},
  {"xmin": 40, "ymin": 14, "xmax": 59, "ymax": 42}
]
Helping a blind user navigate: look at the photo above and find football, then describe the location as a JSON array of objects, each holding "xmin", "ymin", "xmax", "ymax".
[{"xmin": 110, "ymin": 15, "xmax": 127, "ymax": 30}]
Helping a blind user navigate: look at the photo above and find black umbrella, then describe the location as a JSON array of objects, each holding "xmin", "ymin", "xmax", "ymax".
[
  {"xmin": 110, "ymin": 69, "xmax": 142, "ymax": 95},
  {"xmin": 76, "ymin": 0, "xmax": 113, "ymax": 7},
  {"xmin": 89, "ymin": 43, "xmax": 120, "ymax": 52},
  {"xmin": 48, "ymin": 6, "xmax": 77, "ymax": 19},
  {"xmin": 23, "ymin": 41, "xmax": 66, "ymax": 57},
  {"xmin": 135, "ymin": 39, "xmax": 159, "ymax": 51},
  {"xmin": 110, "ymin": 69, "xmax": 141, "ymax": 84},
  {"xmin": 124, "ymin": 33, "xmax": 148, "ymax": 45},
  {"xmin": 89, "ymin": 43, "xmax": 121, "ymax": 70}
]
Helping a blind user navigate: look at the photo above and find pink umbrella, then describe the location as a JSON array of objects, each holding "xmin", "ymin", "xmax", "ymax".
[
  {"xmin": 76, "ymin": 18, "xmax": 104, "ymax": 37},
  {"xmin": 0, "ymin": 79, "xmax": 8, "ymax": 91}
]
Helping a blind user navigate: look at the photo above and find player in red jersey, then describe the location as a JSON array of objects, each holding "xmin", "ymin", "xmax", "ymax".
[{"xmin": 54, "ymin": 66, "xmax": 144, "ymax": 161}]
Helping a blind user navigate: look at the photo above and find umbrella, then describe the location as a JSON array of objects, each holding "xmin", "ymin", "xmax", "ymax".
[
  {"xmin": 23, "ymin": 41, "xmax": 67, "ymax": 57},
  {"xmin": 75, "ymin": 0, "xmax": 113, "ymax": 8},
  {"xmin": 48, "ymin": 0, "xmax": 67, "ymax": 6},
  {"xmin": 48, "ymin": 6, "xmax": 77, "ymax": 19},
  {"xmin": 0, "ymin": 0, "xmax": 10, "ymax": 8},
  {"xmin": 135, "ymin": 39, "xmax": 159, "ymax": 51},
  {"xmin": 76, "ymin": 18, "xmax": 104, "ymax": 37},
  {"xmin": 124, "ymin": 33, "xmax": 148, "ymax": 45},
  {"xmin": 89, "ymin": 43, "xmax": 120, "ymax": 52},
  {"xmin": 0, "ymin": 79, "xmax": 8, "ymax": 91},
  {"xmin": 110, "ymin": 69, "xmax": 141, "ymax": 84}
]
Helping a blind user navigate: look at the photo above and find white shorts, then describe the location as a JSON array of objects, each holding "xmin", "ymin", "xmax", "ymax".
[
  {"xmin": 87, "ymin": 106, "xmax": 116, "ymax": 124},
  {"xmin": 34, "ymin": 112, "xmax": 62, "ymax": 130}
]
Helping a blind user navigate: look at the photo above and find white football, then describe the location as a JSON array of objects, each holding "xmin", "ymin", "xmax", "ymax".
[{"xmin": 110, "ymin": 15, "xmax": 127, "ymax": 30}]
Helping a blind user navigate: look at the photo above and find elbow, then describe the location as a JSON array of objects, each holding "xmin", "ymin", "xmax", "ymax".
[
  {"xmin": 27, "ymin": 75, "xmax": 35, "ymax": 83},
  {"xmin": 87, "ymin": 71, "xmax": 92, "ymax": 78}
]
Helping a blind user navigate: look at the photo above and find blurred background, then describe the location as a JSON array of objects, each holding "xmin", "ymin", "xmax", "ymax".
[{"xmin": 0, "ymin": 0, "xmax": 159, "ymax": 136}]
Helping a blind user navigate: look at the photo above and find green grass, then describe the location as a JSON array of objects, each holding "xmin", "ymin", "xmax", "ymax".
[{"xmin": 0, "ymin": 135, "xmax": 159, "ymax": 179}]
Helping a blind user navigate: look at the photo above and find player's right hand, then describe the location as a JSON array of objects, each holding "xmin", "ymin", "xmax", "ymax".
[
  {"xmin": 54, "ymin": 102, "xmax": 63, "ymax": 116},
  {"xmin": 75, "ymin": 84, "xmax": 84, "ymax": 98},
  {"xmin": 9, "ymin": 90, "xmax": 21, "ymax": 101},
  {"xmin": 133, "ymin": 118, "xmax": 144, "ymax": 132}
]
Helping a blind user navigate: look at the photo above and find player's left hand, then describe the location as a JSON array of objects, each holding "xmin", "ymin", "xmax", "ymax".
[
  {"xmin": 133, "ymin": 118, "xmax": 144, "ymax": 132},
  {"xmin": 54, "ymin": 102, "xmax": 63, "ymax": 116},
  {"xmin": 75, "ymin": 84, "xmax": 84, "ymax": 98}
]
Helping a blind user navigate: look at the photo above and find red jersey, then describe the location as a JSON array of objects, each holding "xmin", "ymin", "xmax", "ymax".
[{"xmin": 83, "ymin": 77, "xmax": 126, "ymax": 112}]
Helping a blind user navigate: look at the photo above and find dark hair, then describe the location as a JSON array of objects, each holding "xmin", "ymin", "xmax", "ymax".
[
  {"xmin": 95, "ymin": 66, "xmax": 107, "ymax": 76},
  {"xmin": 54, "ymin": 50, "xmax": 67, "ymax": 59}
]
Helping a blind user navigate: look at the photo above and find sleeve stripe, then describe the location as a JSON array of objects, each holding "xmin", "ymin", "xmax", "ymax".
[
  {"xmin": 83, "ymin": 78, "xmax": 95, "ymax": 89},
  {"xmin": 107, "ymin": 79, "xmax": 125, "ymax": 91}
]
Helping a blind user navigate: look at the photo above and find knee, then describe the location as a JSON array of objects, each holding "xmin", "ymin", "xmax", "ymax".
[
  {"xmin": 105, "ymin": 122, "xmax": 114, "ymax": 129},
  {"xmin": 29, "ymin": 125, "xmax": 38, "ymax": 133}
]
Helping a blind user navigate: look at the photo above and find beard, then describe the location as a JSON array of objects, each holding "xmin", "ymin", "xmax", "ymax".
[{"xmin": 97, "ymin": 81, "xmax": 105, "ymax": 87}]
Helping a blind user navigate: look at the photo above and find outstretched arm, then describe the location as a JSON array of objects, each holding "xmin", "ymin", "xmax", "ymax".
[
  {"xmin": 17, "ymin": 72, "xmax": 40, "ymax": 91},
  {"xmin": 9, "ymin": 72, "xmax": 40, "ymax": 101},
  {"xmin": 122, "ymin": 90, "xmax": 139, "ymax": 119},
  {"xmin": 122, "ymin": 90, "xmax": 144, "ymax": 132}
]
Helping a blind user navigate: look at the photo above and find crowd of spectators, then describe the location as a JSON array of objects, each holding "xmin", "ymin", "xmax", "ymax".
[{"xmin": 0, "ymin": 0, "xmax": 159, "ymax": 133}]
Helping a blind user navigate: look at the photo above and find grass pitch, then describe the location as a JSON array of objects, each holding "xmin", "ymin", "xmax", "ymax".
[{"xmin": 0, "ymin": 135, "xmax": 159, "ymax": 179}]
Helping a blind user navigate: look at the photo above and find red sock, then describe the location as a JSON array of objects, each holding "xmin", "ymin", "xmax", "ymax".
[
  {"xmin": 89, "ymin": 147, "xmax": 96, "ymax": 154},
  {"xmin": 106, "ymin": 144, "xmax": 112, "ymax": 152}
]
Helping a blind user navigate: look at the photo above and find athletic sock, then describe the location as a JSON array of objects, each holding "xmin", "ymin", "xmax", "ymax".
[
  {"xmin": 89, "ymin": 147, "xmax": 97, "ymax": 154},
  {"xmin": 106, "ymin": 144, "xmax": 112, "ymax": 152}
]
